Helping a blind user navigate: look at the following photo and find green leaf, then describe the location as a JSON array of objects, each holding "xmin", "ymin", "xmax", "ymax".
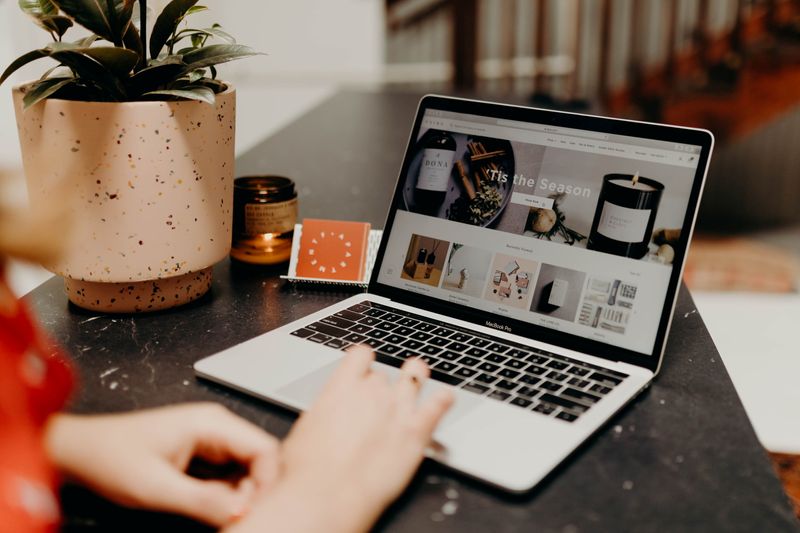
[
  {"xmin": 142, "ymin": 85, "xmax": 214, "ymax": 104},
  {"xmin": 22, "ymin": 77, "xmax": 74, "ymax": 108},
  {"xmin": 0, "ymin": 49, "xmax": 50, "ymax": 86},
  {"xmin": 18, "ymin": 0, "xmax": 58, "ymax": 17},
  {"xmin": 182, "ymin": 44, "xmax": 258, "ymax": 71},
  {"xmin": 81, "ymin": 46, "xmax": 139, "ymax": 76},
  {"xmin": 50, "ymin": 49, "xmax": 127, "ymax": 99},
  {"xmin": 149, "ymin": 0, "xmax": 199, "ymax": 59},
  {"xmin": 39, "ymin": 15, "xmax": 74, "ymax": 38},
  {"xmin": 184, "ymin": 5, "xmax": 206, "ymax": 16},
  {"xmin": 51, "ymin": 0, "xmax": 134, "ymax": 46},
  {"xmin": 127, "ymin": 56, "xmax": 185, "ymax": 95}
]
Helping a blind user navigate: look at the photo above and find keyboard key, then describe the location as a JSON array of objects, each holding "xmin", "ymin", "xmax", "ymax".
[
  {"xmin": 431, "ymin": 327, "xmax": 455, "ymax": 337},
  {"xmin": 488, "ymin": 390, "xmax": 511, "ymax": 401},
  {"xmin": 589, "ymin": 372, "xmax": 623, "ymax": 386},
  {"xmin": 468, "ymin": 337, "xmax": 491, "ymax": 348},
  {"xmin": 520, "ymin": 375, "xmax": 541, "ymax": 385},
  {"xmin": 348, "ymin": 324, "xmax": 372, "ymax": 334},
  {"xmin": 419, "ymin": 355, "xmax": 438, "ymax": 366},
  {"xmin": 334, "ymin": 309, "xmax": 362, "ymax": 321},
  {"xmin": 450, "ymin": 332, "xmax": 472, "ymax": 343},
  {"xmin": 343, "ymin": 333, "xmax": 367, "ymax": 343},
  {"xmin": 375, "ymin": 321, "xmax": 399, "ymax": 332},
  {"xmin": 397, "ymin": 317, "xmax": 420, "ymax": 327},
  {"xmin": 485, "ymin": 354, "xmax": 508, "ymax": 364},
  {"xmin": 546, "ymin": 360, "xmax": 568, "ymax": 370},
  {"xmin": 511, "ymin": 397, "xmax": 532, "ymax": 408},
  {"xmin": 486, "ymin": 343, "xmax": 509, "ymax": 354},
  {"xmin": 567, "ymin": 366, "xmax": 590, "ymax": 377},
  {"xmin": 507, "ymin": 348, "xmax": 530, "ymax": 358},
  {"xmin": 527, "ymin": 354, "xmax": 549, "ymax": 365},
  {"xmin": 365, "ymin": 329, "xmax": 390, "ymax": 340},
  {"xmin": 434, "ymin": 361, "xmax": 458, "ymax": 373},
  {"xmin": 458, "ymin": 356, "xmax": 481, "ymax": 368},
  {"xmin": 533, "ymin": 403, "xmax": 555, "ymax": 415},
  {"xmin": 504, "ymin": 358, "xmax": 527, "ymax": 370},
  {"xmin": 526, "ymin": 364, "xmax": 547, "ymax": 375},
  {"xmin": 499, "ymin": 368, "xmax": 520, "ymax": 379},
  {"xmin": 410, "ymin": 331, "xmax": 433, "ymax": 342},
  {"xmin": 446, "ymin": 341, "xmax": 469, "ymax": 352},
  {"xmin": 455, "ymin": 367, "xmax": 477, "ymax": 379},
  {"xmin": 568, "ymin": 377, "xmax": 591, "ymax": 388},
  {"xmin": 556, "ymin": 411, "xmax": 578, "ymax": 422},
  {"xmin": 374, "ymin": 352, "xmax": 463, "ymax": 386},
  {"xmin": 306, "ymin": 322, "xmax": 349, "ymax": 338},
  {"xmin": 392, "ymin": 326, "xmax": 415, "ymax": 337},
  {"xmin": 463, "ymin": 383, "xmax": 490, "ymax": 395},
  {"xmin": 382, "ymin": 312, "xmax": 403, "ymax": 322},
  {"xmin": 397, "ymin": 349, "xmax": 418, "ymax": 359},
  {"xmin": 541, "ymin": 381, "xmax": 562, "ymax": 392},
  {"xmin": 401, "ymin": 339, "xmax": 424, "ymax": 350},
  {"xmin": 590, "ymin": 383, "xmax": 612, "ymax": 395},
  {"xmin": 547, "ymin": 371, "xmax": 568, "ymax": 382},
  {"xmin": 415, "ymin": 322, "xmax": 437, "ymax": 332},
  {"xmin": 358, "ymin": 316, "xmax": 381, "ymax": 326},
  {"xmin": 362, "ymin": 338, "xmax": 384, "ymax": 349},
  {"xmin": 517, "ymin": 386, "xmax": 538, "ymax": 398},
  {"xmin": 290, "ymin": 328, "xmax": 314, "ymax": 338},
  {"xmin": 308, "ymin": 333, "xmax": 332, "ymax": 344},
  {"xmin": 347, "ymin": 303, "xmax": 370, "ymax": 313},
  {"xmin": 440, "ymin": 351, "xmax": 461, "ymax": 361},
  {"xmin": 466, "ymin": 347, "xmax": 488, "ymax": 358},
  {"xmin": 495, "ymin": 379, "xmax": 518, "ymax": 391},
  {"xmin": 562, "ymin": 388, "xmax": 601, "ymax": 404},
  {"xmin": 475, "ymin": 373, "xmax": 498, "ymax": 384},
  {"xmin": 420, "ymin": 345, "xmax": 442, "ymax": 356},
  {"xmin": 362, "ymin": 308, "xmax": 386, "ymax": 318},
  {"xmin": 477, "ymin": 362, "xmax": 499, "ymax": 373},
  {"xmin": 429, "ymin": 337, "xmax": 451, "ymax": 347},
  {"xmin": 384, "ymin": 334, "xmax": 405, "ymax": 344},
  {"xmin": 324, "ymin": 338, "xmax": 350, "ymax": 349},
  {"xmin": 540, "ymin": 393, "xmax": 588, "ymax": 413},
  {"xmin": 321, "ymin": 316, "xmax": 357, "ymax": 329},
  {"xmin": 380, "ymin": 344, "xmax": 401, "ymax": 355}
]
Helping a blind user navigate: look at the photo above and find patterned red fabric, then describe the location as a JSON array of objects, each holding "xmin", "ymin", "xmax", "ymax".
[{"xmin": 0, "ymin": 295, "xmax": 74, "ymax": 533}]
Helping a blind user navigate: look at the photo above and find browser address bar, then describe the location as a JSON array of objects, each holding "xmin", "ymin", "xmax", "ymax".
[{"xmin": 496, "ymin": 119, "xmax": 609, "ymax": 141}]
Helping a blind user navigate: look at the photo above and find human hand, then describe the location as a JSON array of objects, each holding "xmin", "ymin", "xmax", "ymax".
[
  {"xmin": 228, "ymin": 346, "xmax": 454, "ymax": 533},
  {"xmin": 44, "ymin": 403, "xmax": 280, "ymax": 527}
]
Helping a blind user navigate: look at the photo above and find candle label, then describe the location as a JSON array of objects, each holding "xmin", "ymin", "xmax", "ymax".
[
  {"xmin": 596, "ymin": 201, "xmax": 651, "ymax": 243},
  {"xmin": 416, "ymin": 149, "xmax": 454, "ymax": 192},
  {"xmin": 244, "ymin": 198, "xmax": 298, "ymax": 235}
]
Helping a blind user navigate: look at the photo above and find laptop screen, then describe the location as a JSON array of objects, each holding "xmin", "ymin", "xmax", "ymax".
[{"xmin": 375, "ymin": 103, "xmax": 705, "ymax": 357}]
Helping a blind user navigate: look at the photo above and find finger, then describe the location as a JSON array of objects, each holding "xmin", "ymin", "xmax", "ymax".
[
  {"xmin": 191, "ymin": 405, "xmax": 280, "ymax": 468},
  {"xmin": 329, "ymin": 345, "xmax": 375, "ymax": 384},
  {"xmin": 413, "ymin": 388, "xmax": 455, "ymax": 440},
  {"xmin": 395, "ymin": 357, "xmax": 429, "ymax": 402},
  {"xmin": 144, "ymin": 462, "xmax": 256, "ymax": 527}
]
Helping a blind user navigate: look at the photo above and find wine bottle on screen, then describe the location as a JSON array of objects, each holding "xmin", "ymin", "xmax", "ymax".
[{"xmin": 414, "ymin": 131, "xmax": 456, "ymax": 214}]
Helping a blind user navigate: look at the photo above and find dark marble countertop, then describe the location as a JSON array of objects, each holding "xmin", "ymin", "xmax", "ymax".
[{"xmin": 26, "ymin": 91, "xmax": 799, "ymax": 532}]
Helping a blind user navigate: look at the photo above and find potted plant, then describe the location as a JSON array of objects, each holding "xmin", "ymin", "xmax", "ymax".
[{"xmin": 1, "ymin": 0, "xmax": 257, "ymax": 313}]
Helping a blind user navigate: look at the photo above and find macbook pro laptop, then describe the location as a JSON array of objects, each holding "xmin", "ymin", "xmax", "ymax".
[{"xmin": 195, "ymin": 95, "xmax": 714, "ymax": 492}]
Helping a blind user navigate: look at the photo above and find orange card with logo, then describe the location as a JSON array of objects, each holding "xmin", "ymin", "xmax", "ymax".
[{"xmin": 296, "ymin": 219, "xmax": 372, "ymax": 281}]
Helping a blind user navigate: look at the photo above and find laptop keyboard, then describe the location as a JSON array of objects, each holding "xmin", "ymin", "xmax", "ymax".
[{"xmin": 290, "ymin": 301, "xmax": 628, "ymax": 423}]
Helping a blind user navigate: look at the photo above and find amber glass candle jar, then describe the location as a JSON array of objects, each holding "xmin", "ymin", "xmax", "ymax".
[{"xmin": 231, "ymin": 176, "xmax": 298, "ymax": 264}]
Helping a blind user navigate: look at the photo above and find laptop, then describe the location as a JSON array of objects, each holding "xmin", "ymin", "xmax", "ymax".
[{"xmin": 195, "ymin": 95, "xmax": 713, "ymax": 492}]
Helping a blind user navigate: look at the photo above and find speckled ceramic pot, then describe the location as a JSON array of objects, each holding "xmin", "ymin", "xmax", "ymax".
[{"xmin": 13, "ymin": 85, "xmax": 235, "ymax": 313}]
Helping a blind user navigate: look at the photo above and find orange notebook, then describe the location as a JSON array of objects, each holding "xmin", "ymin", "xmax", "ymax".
[{"xmin": 295, "ymin": 219, "xmax": 372, "ymax": 281}]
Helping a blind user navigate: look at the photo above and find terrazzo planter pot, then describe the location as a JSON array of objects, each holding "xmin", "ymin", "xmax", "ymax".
[{"xmin": 13, "ymin": 85, "xmax": 236, "ymax": 313}]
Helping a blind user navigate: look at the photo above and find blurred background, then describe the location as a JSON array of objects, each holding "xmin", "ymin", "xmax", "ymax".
[{"xmin": 1, "ymin": 0, "xmax": 799, "ymax": 512}]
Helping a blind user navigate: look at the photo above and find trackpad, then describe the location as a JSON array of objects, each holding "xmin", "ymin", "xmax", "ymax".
[{"xmin": 276, "ymin": 361, "xmax": 480, "ymax": 429}]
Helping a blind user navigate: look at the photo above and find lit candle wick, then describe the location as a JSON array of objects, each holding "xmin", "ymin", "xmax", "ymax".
[{"xmin": 631, "ymin": 171, "xmax": 640, "ymax": 187}]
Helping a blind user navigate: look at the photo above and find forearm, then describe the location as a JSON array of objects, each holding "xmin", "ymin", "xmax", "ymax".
[{"xmin": 224, "ymin": 479, "xmax": 379, "ymax": 533}]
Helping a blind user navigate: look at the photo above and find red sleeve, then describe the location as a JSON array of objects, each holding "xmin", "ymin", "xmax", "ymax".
[{"xmin": 0, "ymin": 298, "xmax": 74, "ymax": 533}]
